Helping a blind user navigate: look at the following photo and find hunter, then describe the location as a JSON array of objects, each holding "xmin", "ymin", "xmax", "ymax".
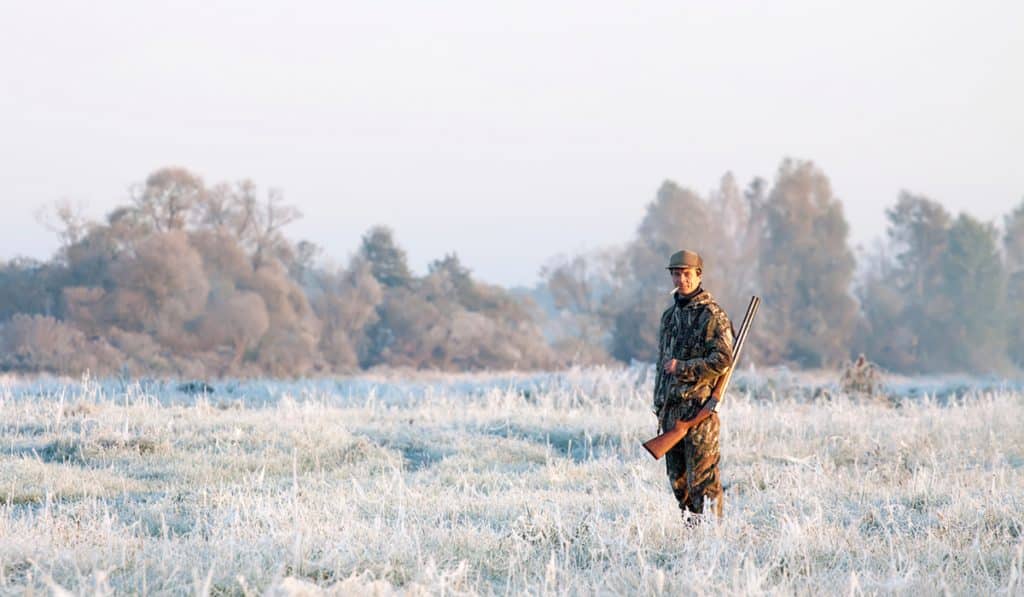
[{"xmin": 653, "ymin": 249, "xmax": 734, "ymax": 521}]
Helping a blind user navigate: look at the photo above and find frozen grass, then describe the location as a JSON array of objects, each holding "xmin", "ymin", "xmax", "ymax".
[{"xmin": 0, "ymin": 368, "xmax": 1020, "ymax": 595}]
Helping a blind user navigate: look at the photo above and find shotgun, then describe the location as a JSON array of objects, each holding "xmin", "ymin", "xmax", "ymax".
[{"xmin": 642, "ymin": 295, "xmax": 760, "ymax": 460}]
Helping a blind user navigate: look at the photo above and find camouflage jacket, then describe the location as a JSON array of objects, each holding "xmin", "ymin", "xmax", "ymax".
[{"xmin": 653, "ymin": 289, "xmax": 734, "ymax": 414}]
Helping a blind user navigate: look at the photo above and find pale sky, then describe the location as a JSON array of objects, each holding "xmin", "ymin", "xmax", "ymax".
[{"xmin": 2, "ymin": 1, "xmax": 1022, "ymax": 286}]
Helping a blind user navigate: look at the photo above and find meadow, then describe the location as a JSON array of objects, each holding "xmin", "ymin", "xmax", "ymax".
[{"xmin": 0, "ymin": 367, "xmax": 1020, "ymax": 595}]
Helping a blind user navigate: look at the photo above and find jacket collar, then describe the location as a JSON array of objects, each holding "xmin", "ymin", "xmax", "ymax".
[{"xmin": 674, "ymin": 288, "xmax": 713, "ymax": 310}]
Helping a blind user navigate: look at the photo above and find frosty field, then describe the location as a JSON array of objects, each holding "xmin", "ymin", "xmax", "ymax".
[{"xmin": 0, "ymin": 368, "xmax": 1021, "ymax": 595}]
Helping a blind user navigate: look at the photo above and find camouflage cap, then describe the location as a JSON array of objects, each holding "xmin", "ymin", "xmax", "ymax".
[{"xmin": 666, "ymin": 250, "xmax": 703, "ymax": 270}]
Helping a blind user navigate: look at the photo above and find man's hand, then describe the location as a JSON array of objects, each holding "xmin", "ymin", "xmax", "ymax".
[
  {"xmin": 693, "ymin": 406, "xmax": 717, "ymax": 428},
  {"xmin": 663, "ymin": 358, "xmax": 678, "ymax": 374}
]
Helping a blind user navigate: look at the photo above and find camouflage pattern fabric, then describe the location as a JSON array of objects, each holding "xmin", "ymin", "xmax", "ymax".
[
  {"xmin": 659, "ymin": 400, "xmax": 722, "ymax": 515},
  {"xmin": 653, "ymin": 288, "xmax": 733, "ymax": 516}
]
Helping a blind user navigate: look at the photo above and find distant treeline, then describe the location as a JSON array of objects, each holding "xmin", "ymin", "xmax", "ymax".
[{"xmin": 2, "ymin": 160, "xmax": 1022, "ymax": 377}]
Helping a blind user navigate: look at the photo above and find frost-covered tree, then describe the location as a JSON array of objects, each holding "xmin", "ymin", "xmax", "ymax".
[
  {"xmin": 757, "ymin": 159, "xmax": 857, "ymax": 367},
  {"xmin": 943, "ymin": 214, "xmax": 1007, "ymax": 371},
  {"xmin": 1003, "ymin": 199, "xmax": 1024, "ymax": 367},
  {"xmin": 862, "ymin": 193, "xmax": 1009, "ymax": 373},
  {"xmin": 609, "ymin": 181, "xmax": 716, "ymax": 362},
  {"xmin": 539, "ymin": 252, "xmax": 616, "ymax": 364}
]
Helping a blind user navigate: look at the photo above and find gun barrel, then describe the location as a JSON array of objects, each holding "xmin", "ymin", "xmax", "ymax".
[{"xmin": 710, "ymin": 295, "xmax": 760, "ymax": 401}]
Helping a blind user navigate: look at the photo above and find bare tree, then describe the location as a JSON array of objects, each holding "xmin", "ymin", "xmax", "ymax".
[
  {"xmin": 109, "ymin": 231, "xmax": 210, "ymax": 346},
  {"xmin": 130, "ymin": 168, "xmax": 206, "ymax": 231},
  {"xmin": 0, "ymin": 314, "xmax": 122, "ymax": 374},
  {"xmin": 193, "ymin": 181, "xmax": 301, "ymax": 267},
  {"xmin": 36, "ymin": 199, "xmax": 95, "ymax": 249},
  {"xmin": 312, "ymin": 258, "xmax": 383, "ymax": 370},
  {"xmin": 199, "ymin": 290, "xmax": 270, "ymax": 373}
]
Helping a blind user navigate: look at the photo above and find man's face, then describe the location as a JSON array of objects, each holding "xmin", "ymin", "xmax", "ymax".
[{"xmin": 670, "ymin": 267, "xmax": 701, "ymax": 295}]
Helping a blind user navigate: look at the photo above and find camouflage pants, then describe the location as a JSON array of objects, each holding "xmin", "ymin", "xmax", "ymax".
[{"xmin": 659, "ymin": 400, "xmax": 722, "ymax": 516}]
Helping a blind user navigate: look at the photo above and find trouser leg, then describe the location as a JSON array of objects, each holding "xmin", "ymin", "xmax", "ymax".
[
  {"xmin": 664, "ymin": 441, "xmax": 689, "ymax": 517},
  {"xmin": 661, "ymin": 401, "xmax": 702, "ymax": 518},
  {"xmin": 683, "ymin": 412, "xmax": 722, "ymax": 515}
]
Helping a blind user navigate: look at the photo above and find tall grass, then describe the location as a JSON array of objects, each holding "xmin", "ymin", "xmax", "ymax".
[{"xmin": 0, "ymin": 368, "xmax": 1020, "ymax": 595}]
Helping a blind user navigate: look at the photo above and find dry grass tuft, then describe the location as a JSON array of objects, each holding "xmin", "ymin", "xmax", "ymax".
[{"xmin": 839, "ymin": 354, "xmax": 885, "ymax": 399}]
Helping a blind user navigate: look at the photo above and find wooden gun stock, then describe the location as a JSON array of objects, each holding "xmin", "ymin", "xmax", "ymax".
[
  {"xmin": 642, "ymin": 414, "xmax": 703, "ymax": 460},
  {"xmin": 642, "ymin": 295, "xmax": 760, "ymax": 460}
]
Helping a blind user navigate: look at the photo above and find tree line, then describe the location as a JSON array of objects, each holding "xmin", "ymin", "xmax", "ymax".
[
  {"xmin": 544, "ymin": 159, "xmax": 1024, "ymax": 374},
  {"xmin": 1, "ymin": 161, "xmax": 1021, "ymax": 377}
]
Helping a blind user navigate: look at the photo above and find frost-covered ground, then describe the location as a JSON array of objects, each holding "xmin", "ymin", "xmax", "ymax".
[{"xmin": 0, "ymin": 368, "xmax": 1021, "ymax": 595}]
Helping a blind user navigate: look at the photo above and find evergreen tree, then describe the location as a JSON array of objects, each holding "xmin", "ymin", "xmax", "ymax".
[{"xmin": 360, "ymin": 226, "xmax": 413, "ymax": 288}]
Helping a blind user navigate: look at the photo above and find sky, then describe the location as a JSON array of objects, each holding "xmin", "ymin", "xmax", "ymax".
[{"xmin": 2, "ymin": 1, "xmax": 1022, "ymax": 286}]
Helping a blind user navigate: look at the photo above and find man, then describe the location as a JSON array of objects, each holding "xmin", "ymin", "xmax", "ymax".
[{"xmin": 653, "ymin": 249, "xmax": 734, "ymax": 521}]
